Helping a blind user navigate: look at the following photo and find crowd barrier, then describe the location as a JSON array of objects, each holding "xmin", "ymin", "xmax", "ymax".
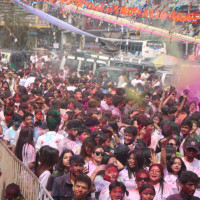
[{"xmin": 0, "ymin": 140, "xmax": 53, "ymax": 200}]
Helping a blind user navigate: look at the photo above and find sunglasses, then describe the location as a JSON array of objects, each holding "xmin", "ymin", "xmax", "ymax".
[
  {"xmin": 95, "ymin": 151, "xmax": 105, "ymax": 156},
  {"xmin": 37, "ymin": 102, "xmax": 43, "ymax": 105},
  {"xmin": 167, "ymin": 143, "xmax": 175, "ymax": 146},
  {"xmin": 136, "ymin": 177, "xmax": 149, "ymax": 182},
  {"xmin": 187, "ymin": 147, "xmax": 197, "ymax": 152}
]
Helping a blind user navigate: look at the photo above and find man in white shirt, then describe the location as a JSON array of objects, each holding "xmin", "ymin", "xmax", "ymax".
[
  {"xmin": 182, "ymin": 138, "xmax": 200, "ymax": 171},
  {"xmin": 101, "ymin": 94, "xmax": 114, "ymax": 112},
  {"xmin": 131, "ymin": 73, "xmax": 143, "ymax": 87},
  {"xmin": 67, "ymin": 77, "xmax": 77, "ymax": 92},
  {"xmin": 36, "ymin": 113, "xmax": 64, "ymax": 151},
  {"xmin": 152, "ymin": 75, "xmax": 160, "ymax": 88},
  {"xmin": 141, "ymin": 68, "xmax": 149, "ymax": 81}
]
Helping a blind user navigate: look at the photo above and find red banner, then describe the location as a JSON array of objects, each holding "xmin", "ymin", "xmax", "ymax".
[{"xmin": 49, "ymin": 0, "xmax": 200, "ymax": 23}]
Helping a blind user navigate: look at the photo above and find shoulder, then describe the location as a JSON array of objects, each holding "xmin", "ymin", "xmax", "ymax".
[
  {"xmin": 193, "ymin": 197, "xmax": 200, "ymax": 200},
  {"xmin": 54, "ymin": 173, "xmax": 70, "ymax": 185}
]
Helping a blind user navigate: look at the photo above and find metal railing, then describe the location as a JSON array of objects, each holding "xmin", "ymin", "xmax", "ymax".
[{"xmin": 0, "ymin": 140, "xmax": 53, "ymax": 200}]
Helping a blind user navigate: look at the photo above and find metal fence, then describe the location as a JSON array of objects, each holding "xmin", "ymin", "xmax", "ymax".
[{"xmin": 0, "ymin": 140, "xmax": 53, "ymax": 200}]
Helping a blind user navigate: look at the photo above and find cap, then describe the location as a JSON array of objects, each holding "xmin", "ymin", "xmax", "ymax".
[{"xmin": 184, "ymin": 139, "xmax": 199, "ymax": 151}]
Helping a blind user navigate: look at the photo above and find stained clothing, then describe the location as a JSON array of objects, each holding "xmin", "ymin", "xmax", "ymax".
[
  {"xmin": 51, "ymin": 172, "xmax": 73, "ymax": 200},
  {"xmin": 166, "ymin": 191, "xmax": 200, "ymax": 200}
]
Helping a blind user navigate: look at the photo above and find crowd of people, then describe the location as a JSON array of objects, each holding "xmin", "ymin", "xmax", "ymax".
[{"xmin": 1, "ymin": 52, "xmax": 200, "ymax": 200}]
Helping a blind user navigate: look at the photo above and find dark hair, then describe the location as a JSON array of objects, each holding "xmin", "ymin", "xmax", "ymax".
[
  {"xmin": 4, "ymin": 183, "xmax": 23, "ymax": 199},
  {"xmin": 139, "ymin": 183, "xmax": 155, "ymax": 196},
  {"xmin": 141, "ymin": 148, "xmax": 151, "ymax": 168},
  {"xmin": 114, "ymin": 144, "xmax": 129, "ymax": 166},
  {"xmin": 181, "ymin": 117, "xmax": 193, "ymax": 130},
  {"xmin": 116, "ymin": 88, "xmax": 125, "ymax": 96},
  {"xmin": 149, "ymin": 164, "xmax": 164, "ymax": 195},
  {"xmin": 9, "ymin": 114, "xmax": 22, "ymax": 128},
  {"xmin": 166, "ymin": 146, "xmax": 176, "ymax": 164},
  {"xmin": 124, "ymin": 126, "xmax": 137, "ymax": 137},
  {"xmin": 66, "ymin": 111, "xmax": 75, "ymax": 121},
  {"xmin": 35, "ymin": 145, "xmax": 49, "ymax": 172},
  {"xmin": 179, "ymin": 171, "xmax": 199, "ymax": 184},
  {"xmin": 67, "ymin": 119, "xmax": 82, "ymax": 130},
  {"xmin": 74, "ymin": 88, "xmax": 82, "ymax": 95},
  {"xmin": 97, "ymin": 134, "xmax": 109, "ymax": 146},
  {"xmin": 84, "ymin": 117, "xmax": 100, "ymax": 127},
  {"xmin": 108, "ymin": 119, "xmax": 119, "ymax": 136},
  {"xmin": 109, "ymin": 181, "xmax": 128, "ymax": 196},
  {"xmin": 56, "ymin": 149, "xmax": 74, "ymax": 173},
  {"xmin": 15, "ymin": 126, "xmax": 34, "ymax": 161},
  {"xmin": 74, "ymin": 174, "xmax": 92, "ymax": 189},
  {"xmin": 161, "ymin": 105, "xmax": 169, "ymax": 115},
  {"xmin": 46, "ymin": 109, "xmax": 61, "ymax": 125},
  {"xmin": 35, "ymin": 146, "xmax": 59, "ymax": 177},
  {"xmin": 23, "ymin": 112, "xmax": 34, "ymax": 120},
  {"xmin": 161, "ymin": 123, "xmax": 173, "ymax": 137},
  {"xmin": 92, "ymin": 145, "xmax": 104, "ymax": 153},
  {"xmin": 112, "ymin": 95, "xmax": 123, "ymax": 107},
  {"xmin": 4, "ymin": 107, "xmax": 14, "ymax": 116},
  {"xmin": 167, "ymin": 156, "xmax": 186, "ymax": 177},
  {"xmin": 47, "ymin": 117, "xmax": 59, "ymax": 131},
  {"xmin": 101, "ymin": 154, "xmax": 115, "ymax": 165},
  {"xmin": 136, "ymin": 169, "xmax": 149, "ymax": 179},
  {"xmin": 127, "ymin": 149, "xmax": 144, "ymax": 179},
  {"xmin": 80, "ymin": 137, "xmax": 97, "ymax": 159},
  {"xmin": 69, "ymin": 155, "xmax": 85, "ymax": 166}
]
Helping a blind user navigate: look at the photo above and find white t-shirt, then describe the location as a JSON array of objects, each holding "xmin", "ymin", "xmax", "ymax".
[
  {"xmin": 22, "ymin": 143, "xmax": 36, "ymax": 171},
  {"xmin": 36, "ymin": 131, "xmax": 64, "ymax": 150},
  {"xmin": 39, "ymin": 170, "xmax": 51, "ymax": 188},
  {"xmin": 141, "ymin": 73, "xmax": 149, "ymax": 80},
  {"xmin": 87, "ymin": 161, "xmax": 98, "ymax": 177},
  {"xmin": 164, "ymin": 172, "xmax": 180, "ymax": 194},
  {"xmin": 131, "ymin": 79, "xmax": 144, "ymax": 87},
  {"xmin": 24, "ymin": 76, "xmax": 36, "ymax": 88},
  {"xmin": 67, "ymin": 86, "xmax": 76, "ymax": 92},
  {"xmin": 182, "ymin": 157, "xmax": 200, "ymax": 171},
  {"xmin": 57, "ymin": 137, "xmax": 79, "ymax": 155},
  {"xmin": 119, "ymin": 168, "xmax": 137, "ymax": 190},
  {"xmin": 127, "ymin": 188, "xmax": 140, "ymax": 200},
  {"xmin": 4, "ymin": 126, "xmax": 17, "ymax": 146},
  {"xmin": 153, "ymin": 182, "xmax": 173, "ymax": 200}
]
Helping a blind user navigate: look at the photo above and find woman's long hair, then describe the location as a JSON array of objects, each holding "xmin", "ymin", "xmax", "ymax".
[
  {"xmin": 35, "ymin": 146, "xmax": 59, "ymax": 177},
  {"xmin": 127, "ymin": 149, "xmax": 144, "ymax": 179},
  {"xmin": 56, "ymin": 149, "xmax": 74, "ymax": 173},
  {"xmin": 149, "ymin": 164, "xmax": 164, "ymax": 196},
  {"xmin": 80, "ymin": 137, "xmax": 97, "ymax": 159},
  {"xmin": 108, "ymin": 119, "xmax": 119, "ymax": 136},
  {"xmin": 142, "ymin": 148, "xmax": 151, "ymax": 168},
  {"xmin": 167, "ymin": 156, "xmax": 186, "ymax": 191},
  {"xmin": 15, "ymin": 126, "xmax": 34, "ymax": 161},
  {"xmin": 167, "ymin": 156, "xmax": 186, "ymax": 177},
  {"xmin": 35, "ymin": 145, "xmax": 50, "ymax": 172}
]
